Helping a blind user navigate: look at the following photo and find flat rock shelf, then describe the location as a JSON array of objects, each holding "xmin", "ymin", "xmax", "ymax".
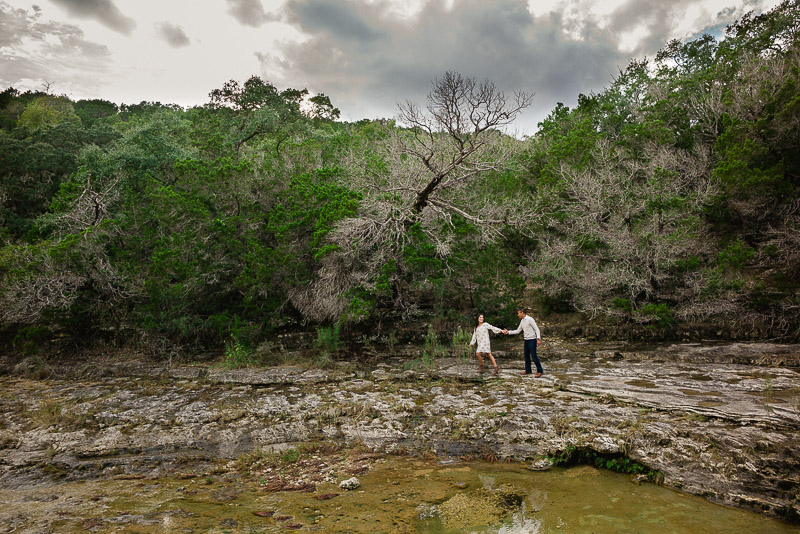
[{"xmin": 1, "ymin": 339, "xmax": 798, "ymax": 528}]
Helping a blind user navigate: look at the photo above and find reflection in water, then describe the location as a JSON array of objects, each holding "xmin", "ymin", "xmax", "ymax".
[{"xmin": 491, "ymin": 507, "xmax": 542, "ymax": 533}]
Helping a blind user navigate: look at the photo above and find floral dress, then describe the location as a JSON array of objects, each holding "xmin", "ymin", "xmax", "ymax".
[{"xmin": 469, "ymin": 322, "xmax": 503, "ymax": 353}]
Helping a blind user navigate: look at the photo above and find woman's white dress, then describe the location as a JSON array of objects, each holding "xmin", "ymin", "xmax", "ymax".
[{"xmin": 469, "ymin": 322, "xmax": 503, "ymax": 353}]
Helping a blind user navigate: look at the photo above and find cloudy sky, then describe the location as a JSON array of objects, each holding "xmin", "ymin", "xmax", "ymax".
[{"xmin": 0, "ymin": 0, "xmax": 780, "ymax": 133}]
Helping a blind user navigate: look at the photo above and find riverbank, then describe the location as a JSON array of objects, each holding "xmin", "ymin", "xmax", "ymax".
[{"xmin": 1, "ymin": 338, "xmax": 798, "ymax": 526}]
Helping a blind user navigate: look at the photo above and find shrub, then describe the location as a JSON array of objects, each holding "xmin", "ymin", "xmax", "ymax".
[
  {"xmin": 315, "ymin": 325, "xmax": 341, "ymax": 354},
  {"xmin": 634, "ymin": 303, "xmax": 674, "ymax": 329},
  {"xmin": 451, "ymin": 325, "xmax": 473, "ymax": 360},
  {"xmin": 223, "ymin": 335, "xmax": 253, "ymax": 368},
  {"xmin": 717, "ymin": 239, "xmax": 755, "ymax": 270}
]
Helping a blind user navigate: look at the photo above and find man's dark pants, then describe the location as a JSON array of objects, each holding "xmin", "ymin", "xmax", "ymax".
[{"xmin": 523, "ymin": 338, "xmax": 543, "ymax": 374}]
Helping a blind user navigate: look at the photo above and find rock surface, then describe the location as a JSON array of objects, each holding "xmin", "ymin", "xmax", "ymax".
[
  {"xmin": 339, "ymin": 477, "xmax": 360, "ymax": 490},
  {"xmin": 0, "ymin": 339, "xmax": 798, "ymax": 521}
]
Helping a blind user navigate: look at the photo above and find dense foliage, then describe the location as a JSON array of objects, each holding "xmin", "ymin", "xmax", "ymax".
[
  {"xmin": 1, "ymin": 1, "xmax": 798, "ymax": 355},
  {"xmin": 524, "ymin": 1, "xmax": 800, "ymax": 337}
]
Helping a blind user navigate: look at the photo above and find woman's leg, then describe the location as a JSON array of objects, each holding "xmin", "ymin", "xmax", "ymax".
[
  {"xmin": 475, "ymin": 352, "xmax": 484, "ymax": 372},
  {"xmin": 487, "ymin": 353, "xmax": 499, "ymax": 374}
]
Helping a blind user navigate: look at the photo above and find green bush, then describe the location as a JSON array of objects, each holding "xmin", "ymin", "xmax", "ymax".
[
  {"xmin": 634, "ymin": 303, "xmax": 674, "ymax": 329},
  {"xmin": 717, "ymin": 239, "xmax": 755, "ymax": 270},
  {"xmin": 12, "ymin": 326, "xmax": 51, "ymax": 355},
  {"xmin": 420, "ymin": 324, "xmax": 448, "ymax": 367},
  {"xmin": 223, "ymin": 335, "xmax": 253, "ymax": 368},
  {"xmin": 549, "ymin": 446, "xmax": 662, "ymax": 481},
  {"xmin": 611, "ymin": 298, "xmax": 632, "ymax": 312},
  {"xmin": 315, "ymin": 325, "xmax": 341, "ymax": 354},
  {"xmin": 451, "ymin": 325, "xmax": 473, "ymax": 361}
]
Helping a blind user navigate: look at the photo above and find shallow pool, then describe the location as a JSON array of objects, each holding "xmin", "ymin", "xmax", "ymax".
[{"xmin": 2, "ymin": 456, "xmax": 798, "ymax": 533}]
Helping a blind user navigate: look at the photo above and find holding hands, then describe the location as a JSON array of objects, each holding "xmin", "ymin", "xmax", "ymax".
[{"xmin": 502, "ymin": 329, "xmax": 508, "ymax": 334}]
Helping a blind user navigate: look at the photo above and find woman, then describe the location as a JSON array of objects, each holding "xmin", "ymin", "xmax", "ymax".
[{"xmin": 469, "ymin": 314, "xmax": 502, "ymax": 375}]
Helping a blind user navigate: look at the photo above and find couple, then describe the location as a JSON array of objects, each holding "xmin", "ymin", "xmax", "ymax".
[{"xmin": 468, "ymin": 308, "xmax": 544, "ymax": 377}]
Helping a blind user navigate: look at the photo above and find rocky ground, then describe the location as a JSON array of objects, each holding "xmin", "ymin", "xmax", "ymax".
[{"xmin": 1, "ymin": 338, "xmax": 799, "ymax": 524}]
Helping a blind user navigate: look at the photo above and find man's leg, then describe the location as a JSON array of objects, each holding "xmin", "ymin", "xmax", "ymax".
[
  {"xmin": 523, "ymin": 339, "xmax": 533, "ymax": 374},
  {"xmin": 530, "ymin": 341, "xmax": 544, "ymax": 374}
]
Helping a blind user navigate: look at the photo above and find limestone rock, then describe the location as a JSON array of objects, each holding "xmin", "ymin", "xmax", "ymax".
[
  {"xmin": 338, "ymin": 477, "xmax": 360, "ymax": 490},
  {"xmin": 527, "ymin": 458, "xmax": 554, "ymax": 471}
]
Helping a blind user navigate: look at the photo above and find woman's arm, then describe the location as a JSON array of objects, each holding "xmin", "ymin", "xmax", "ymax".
[{"xmin": 486, "ymin": 323, "xmax": 503, "ymax": 334}]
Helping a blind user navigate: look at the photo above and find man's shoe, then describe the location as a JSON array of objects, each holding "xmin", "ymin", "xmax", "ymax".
[
  {"xmin": 534, "ymin": 372, "xmax": 543, "ymax": 378},
  {"xmin": 520, "ymin": 371, "xmax": 531, "ymax": 375}
]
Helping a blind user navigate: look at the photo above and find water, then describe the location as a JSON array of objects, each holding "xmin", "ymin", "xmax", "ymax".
[{"xmin": 1, "ymin": 456, "xmax": 797, "ymax": 533}]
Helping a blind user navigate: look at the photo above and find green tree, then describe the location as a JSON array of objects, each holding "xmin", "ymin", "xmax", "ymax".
[
  {"xmin": 17, "ymin": 96, "xmax": 81, "ymax": 131},
  {"xmin": 74, "ymin": 99, "xmax": 118, "ymax": 126},
  {"xmin": 208, "ymin": 76, "xmax": 312, "ymax": 153}
]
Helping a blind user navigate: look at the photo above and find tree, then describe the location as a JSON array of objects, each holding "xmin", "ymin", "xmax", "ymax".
[
  {"xmin": 525, "ymin": 137, "xmax": 716, "ymax": 317},
  {"xmin": 396, "ymin": 72, "xmax": 532, "ymax": 213},
  {"xmin": 308, "ymin": 93, "xmax": 340, "ymax": 121},
  {"xmin": 16, "ymin": 96, "xmax": 81, "ymax": 131},
  {"xmin": 521, "ymin": 0, "xmax": 800, "ymax": 337},
  {"xmin": 290, "ymin": 72, "xmax": 534, "ymax": 322},
  {"xmin": 0, "ymin": 87, "xmax": 17, "ymax": 111},
  {"xmin": 74, "ymin": 99, "xmax": 118, "ymax": 126},
  {"xmin": 208, "ymin": 76, "xmax": 310, "ymax": 152}
]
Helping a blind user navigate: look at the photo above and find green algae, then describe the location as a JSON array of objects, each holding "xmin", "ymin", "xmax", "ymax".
[
  {"xmin": 438, "ymin": 484, "xmax": 524, "ymax": 529},
  {"xmin": 1, "ymin": 456, "xmax": 799, "ymax": 533}
]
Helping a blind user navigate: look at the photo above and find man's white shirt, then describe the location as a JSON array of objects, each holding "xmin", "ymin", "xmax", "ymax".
[{"xmin": 508, "ymin": 315, "xmax": 540, "ymax": 340}]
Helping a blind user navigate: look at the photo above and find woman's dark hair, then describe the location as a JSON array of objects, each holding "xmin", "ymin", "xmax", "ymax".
[{"xmin": 476, "ymin": 314, "xmax": 484, "ymax": 327}]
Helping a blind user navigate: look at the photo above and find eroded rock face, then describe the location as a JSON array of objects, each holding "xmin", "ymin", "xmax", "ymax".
[{"xmin": 0, "ymin": 339, "xmax": 798, "ymax": 521}]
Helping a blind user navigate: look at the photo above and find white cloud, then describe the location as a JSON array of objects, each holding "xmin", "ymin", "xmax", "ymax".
[
  {"xmin": 0, "ymin": 3, "xmax": 112, "ymax": 95},
  {"xmin": 0, "ymin": 0, "xmax": 785, "ymax": 131}
]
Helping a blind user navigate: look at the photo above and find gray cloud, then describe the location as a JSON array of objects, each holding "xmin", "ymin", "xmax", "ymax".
[
  {"xmin": 0, "ymin": 3, "xmax": 112, "ymax": 92},
  {"xmin": 225, "ymin": 0, "xmax": 278, "ymax": 27},
  {"xmin": 154, "ymin": 21, "xmax": 190, "ymax": 48},
  {"xmin": 603, "ymin": 0, "xmax": 709, "ymax": 54},
  {"xmin": 286, "ymin": 0, "xmax": 382, "ymax": 41},
  {"xmin": 259, "ymin": 0, "xmax": 776, "ymax": 132},
  {"xmin": 261, "ymin": 0, "xmax": 623, "ymax": 131},
  {"xmin": 48, "ymin": 0, "xmax": 135, "ymax": 35}
]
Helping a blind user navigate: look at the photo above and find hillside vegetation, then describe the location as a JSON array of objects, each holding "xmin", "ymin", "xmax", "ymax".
[{"xmin": 1, "ymin": 1, "xmax": 798, "ymax": 355}]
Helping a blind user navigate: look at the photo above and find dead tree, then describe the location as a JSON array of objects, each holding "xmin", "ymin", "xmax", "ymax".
[
  {"xmin": 398, "ymin": 71, "xmax": 533, "ymax": 215},
  {"xmin": 290, "ymin": 73, "xmax": 535, "ymax": 322}
]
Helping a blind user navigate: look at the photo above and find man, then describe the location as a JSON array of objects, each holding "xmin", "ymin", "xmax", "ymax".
[{"xmin": 503, "ymin": 307, "xmax": 543, "ymax": 377}]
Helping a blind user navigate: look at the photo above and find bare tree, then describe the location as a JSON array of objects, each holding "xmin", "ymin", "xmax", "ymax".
[
  {"xmin": 290, "ymin": 72, "xmax": 535, "ymax": 322},
  {"xmin": 0, "ymin": 231, "xmax": 136, "ymax": 325},
  {"xmin": 50, "ymin": 172, "xmax": 121, "ymax": 237},
  {"xmin": 397, "ymin": 71, "xmax": 533, "ymax": 214},
  {"xmin": 1, "ymin": 172, "xmax": 137, "ymax": 325},
  {"xmin": 524, "ymin": 138, "xmax": 717, "ymax": 317}
]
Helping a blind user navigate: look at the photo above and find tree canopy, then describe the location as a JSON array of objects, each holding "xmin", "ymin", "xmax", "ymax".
[{"xmin": 1, "ymin": 0, "xmax": 798, "ymax": 355}]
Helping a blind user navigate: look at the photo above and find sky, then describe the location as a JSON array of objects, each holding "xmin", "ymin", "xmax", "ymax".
[{"xmin": 0, "ymin": 0, "xmax": 781, "ymax": 134}]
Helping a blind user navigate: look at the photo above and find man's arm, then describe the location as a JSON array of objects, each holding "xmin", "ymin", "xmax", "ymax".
[
  {"xmin": 507, "ymin": 320, "xmax": 523, "ymax": 335},
  {"xmin": 530, "ymin": 317, "xmax": 541, "ymax": 339}
]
